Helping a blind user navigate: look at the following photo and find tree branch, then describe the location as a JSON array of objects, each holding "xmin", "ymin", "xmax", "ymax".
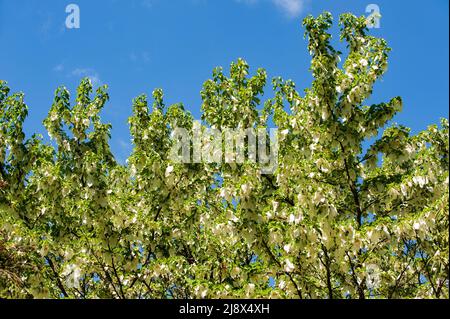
[{"xmin": 45, "ymin": 256, "xmax": 69, "ymax": 298}]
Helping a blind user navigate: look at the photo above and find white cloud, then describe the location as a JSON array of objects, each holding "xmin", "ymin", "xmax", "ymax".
[
  {"xmin": 235, "ymin": 0, "xmax": 258, "ymax": 4},
  {"xmin": 118, "ymin": 138, "xmax": 131, "ymax": 150},
  {"xmin": 140, "ymin": 0, "xmax": 155, "ymax": 9},
  {"xmin": 235, "ymin": 0, "xmax": 306, "ymax": 18},
  {"xmin": 271, "ymin": 0, "xmax": 304, "ymax": 18},
  {"xmin": 52, "ymin": 65, "xmax": 103, "ymax": 87},
  {"xmin": 129, "ymin": 51, "xmax": 151, "ymax": 64},
  {"xmin": 53, "ymin": 64, "xmax": 64, "ymax": 72},
  {"xmin": 116, "ymin": 138, "xmax": 132, "ymax": 165},
  {"xmin": 38, "ymin": 13, "xmax": 53, "ymax": 36},
  {"xmin": 71, "ymin": 68, "xmax": 102, "ymax": 87}
]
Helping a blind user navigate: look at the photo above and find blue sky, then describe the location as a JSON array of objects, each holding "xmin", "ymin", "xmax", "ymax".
[{"xmin": 0, "ymin": 0, "xmax": 448, "ymax": 163}]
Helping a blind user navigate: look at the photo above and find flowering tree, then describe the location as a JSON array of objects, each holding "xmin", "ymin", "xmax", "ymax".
[{"xmin": 0, "ymin": 12, "xmax": 448, "ymax": 299}]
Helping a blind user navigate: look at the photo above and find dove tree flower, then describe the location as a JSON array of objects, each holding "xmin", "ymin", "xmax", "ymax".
[{"xmin": 0, "ymin": 12, "xmax": 448, "ymax": 299}]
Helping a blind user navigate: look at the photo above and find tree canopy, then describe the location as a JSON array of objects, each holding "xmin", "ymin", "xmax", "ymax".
[{"xmin": 0, "ymin": 12, "xmax": 448, "ymax": 299}]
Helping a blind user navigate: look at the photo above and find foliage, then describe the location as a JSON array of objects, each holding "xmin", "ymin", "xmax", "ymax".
[{"xmin": 0, "ymin": 12, "xmax": 448, "ymax": 299}]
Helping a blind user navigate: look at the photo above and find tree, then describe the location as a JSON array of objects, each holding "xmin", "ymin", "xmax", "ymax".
[{"xmin": 0, "ymin": 12, "xmax": 448, "ymax": 299}]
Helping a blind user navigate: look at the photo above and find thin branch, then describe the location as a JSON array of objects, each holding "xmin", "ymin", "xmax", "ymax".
[
  {"xmin": 345, "ymin": 251, "xmax": 365, "ymax": 299},
  {"xmin": 107, "ymin": 240, "xmax": 126, "ymax": 299},
  {"xmin": 45, "ymin": 256, "xmax": 69, "ymax": 298},
  {"xmin": 262, "ymin": 239, "xmax": 303, "ymax": 299},
  {"xmin": 320, "ymin": 245, "xmax": 334, "ymax": 299}
]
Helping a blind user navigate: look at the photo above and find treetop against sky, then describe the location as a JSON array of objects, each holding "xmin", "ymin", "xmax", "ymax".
[
  {"xmin": 0, "ymin": 0, "xmax": 448, "ymax": 163},
  {"xmin": 1, "ymin": 8, "xmax": 449, "ymax": 299}
]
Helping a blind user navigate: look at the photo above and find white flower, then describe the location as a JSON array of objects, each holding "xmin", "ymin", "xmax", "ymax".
[
  {"xmin": 290, "ymin": 117, "xmax": 297, "ymax": 128},
  {"xmin": 321, "ymin": 108, "xmax": 330, "ymax": 121},
  {"xmin": 86, "ymin": 176, "xmax": 94, "ymax": 188},
  {"xmin": 347, "ymin": 94, "xmax": 352, "ymax": 103},
  {"xmin": 312, "ymin": 134, "xmax": 320, "ymax": 143},
  {"xmin": 288, "ymin": 214, "xmax": 296, "ymax": 224},
  {"xmin": 165, "ymin": 165, "xmax": 174, "ymax": 177},
  {"xmin": 284, "ymin": 259, "xmax": 295, "ymax": 272},
  {"xmin": 231, "ymin": 267, "xmax": 241, "ymax": 278},
  {"xmin": 288, "ymin": 213, "xmax": 303, "ymax": 225},
  {"xmin": 360, "ymin": 58, "xmax": 368, "ymax": 67},
  {"xmin": 245, "ymin": 283, "xmax": 255, "ymax": 295},
  {"xmin": 62, "ymin": 264, "xmax": 81, "ymax": 288},
  {"xmin": 400, "ymin": 184, "xmax": 408, "ymax": 197},
  {"xmin": 313, "ymin": 191, "xmax": 325, "ymax": 205},
  {"xmin": 194, "ymin": 286, "xmax": 208, "ymax": 298},
  {"xmin": 283, "ymin": 244, "xmax": 291, "ymax": 253},
  {"xmin": 329, "ymin": 205, "xmax": 338, "ymax": 217},
  {"xmin": 272, "ymin": 201, "xmax": 279, "ymax": 212},
  {"xmin": 241, "ymin": 183, "xmax": 251, "ymax": 197},
  {"xmin": 50, "ymin": 112, "xmax": 58, "ymax": 121},
  {"xmin": 412, "ymin": 176, "xmax": 427, "ymax": 188}
]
